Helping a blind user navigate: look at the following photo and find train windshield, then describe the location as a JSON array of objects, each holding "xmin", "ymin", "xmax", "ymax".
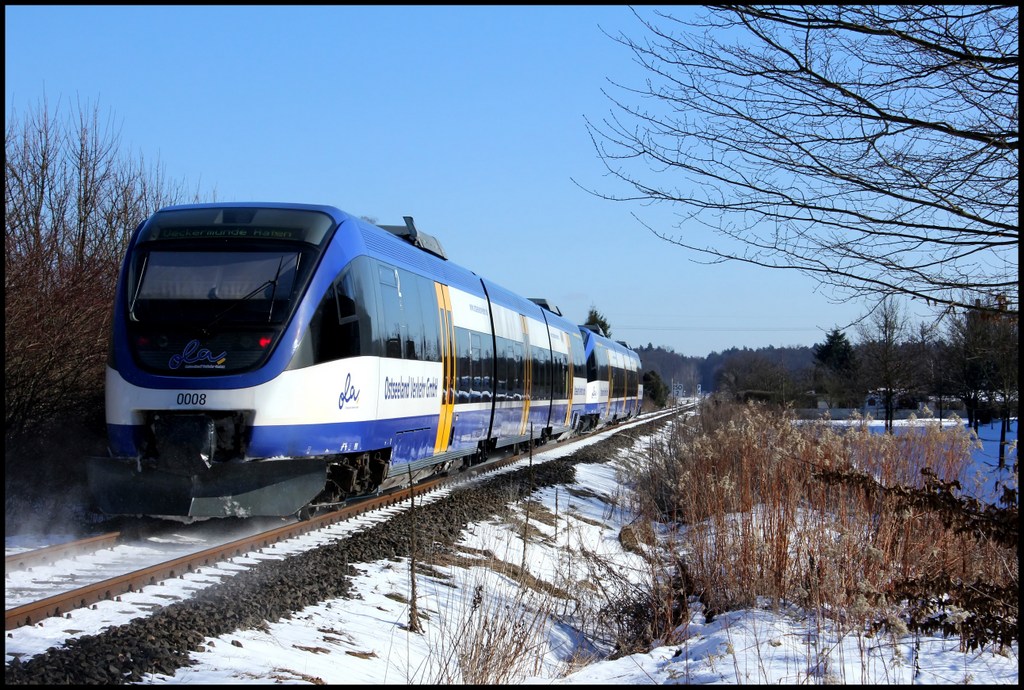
[
  {"xmin": 127, "ymin": 206, "xmax": 335, "ymax": 327},
  {"xmin": 130, "ymin": 250, "xmax": 302, "ymax": 325},
  {"xmin": 123, "ymin": 207, "xmax": 337, "ymax": 374}
]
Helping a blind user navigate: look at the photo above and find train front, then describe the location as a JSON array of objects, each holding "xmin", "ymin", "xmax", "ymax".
[{"xmin": 88, "ymin": 204, "xmax": 341, "ymax": 519}]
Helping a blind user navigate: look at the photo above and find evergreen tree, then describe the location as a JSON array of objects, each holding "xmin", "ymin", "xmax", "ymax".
[
  {"xmin": 585, "ymin": 306, "xmax": 611, "ymax": 338},
  {"xmin": 643, "ymin": 370, "xmax": 668, "ymax": 408},
  {"xmin": 814, "ymin": 329, "xmax": 855, "ymax": 373},
  {"xmin": 813, "ymin": 329, "xmax": 859, "ymax": 408}
]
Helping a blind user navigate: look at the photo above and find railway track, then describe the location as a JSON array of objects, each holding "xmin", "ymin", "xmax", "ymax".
[
  {"xmin": 5, "ymin": 532, "xmax": 124, "ymax": 572},
  {"xmin": 6, "ymin": 405, "xmax": 696, "ymax": 630},
  {"xmin": 6, "ymin": 407, "xmax": 694, "ymax": 686},
  {"xmin": 6, "ymin": 468, "xmax": 458, "ymax": 631},
  {"xmin": 5, "ymin": 407, "xmax": 689, "ymax": 632}
]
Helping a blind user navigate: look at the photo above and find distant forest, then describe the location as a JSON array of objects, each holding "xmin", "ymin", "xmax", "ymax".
[{"xmin": 636, "ymin": 343, "xmax": 814, "ymax": 396}]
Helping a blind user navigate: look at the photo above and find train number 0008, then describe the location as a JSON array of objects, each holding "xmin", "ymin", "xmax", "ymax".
[{"xmin": 176, "ymin": 393, "xmax": 207, "ymax": 406}]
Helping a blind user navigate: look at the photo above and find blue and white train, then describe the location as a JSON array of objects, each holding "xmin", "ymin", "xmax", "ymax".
[
  {"xmin": 87, "ymin": 203, "xmax": 643, "ymax": 519},
  {"xmin": 579, "ymin": 326, "xmax": 644, "ymax": 431}
]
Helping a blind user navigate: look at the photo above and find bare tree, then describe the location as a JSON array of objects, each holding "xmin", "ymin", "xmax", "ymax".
[
  {"xmin": 856, "ymin": 297, "xmax": 914, "ymax": 431},
  {"xmin": 907, "ymin": 321, "xmax": 947, "ymax": 417},
  {"xmin": 715, "ymin": 349, "xmax": 795, "ymax": 405},
  {"xmin": 986, "ymin": 308, "xmax": 1018, "ymax": 469},
  {"xmin": 945, "ymin": 306, "xmax": 989, "ymax": 433},
  {"xmin": 5, "ymin": 96, "xmax": 206, "ymax": 438},
  {"xmin": 945, "ymin": 298, "xmax": 1018, "ymax": 463},
  {"xmin": 583, "ymin": 5, "xmax": 1018, "ymax": 319}
]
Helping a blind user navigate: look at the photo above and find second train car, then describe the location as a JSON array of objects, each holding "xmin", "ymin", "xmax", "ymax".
[{"xmin": 88, "ymin": 203, "xmax": 642, "ymax": 519}]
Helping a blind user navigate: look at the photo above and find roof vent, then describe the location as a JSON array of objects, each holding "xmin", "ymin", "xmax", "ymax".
[
  {"xmin": 379, "ymin": 216, "xmax": 448, "ymax": 260},
  {"xmin": 528, "ymin": 298, "xmax": 562, "ymax": 316}
]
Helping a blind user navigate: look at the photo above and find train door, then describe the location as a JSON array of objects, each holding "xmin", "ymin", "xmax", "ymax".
[
  {"xmin": 610, "ymin": 348, "xmax": 622, "ymax": 419},
  {"xmin": 519, "ymin": 314, "xmax": 532, "ymax": 437},
  {"xmin": 604, "ymin": 344, "xmax": 614, "ymax": 421},
  {"xmin": 433, "ymin": 283, "xmax": 455, "ymax": 454},
  {"xmin": 482, "ymin": 298, "xmax": 527, "ymax": 445},
  {"xmin": 559, "ymin": 331, "xmax": 573, "ymax": 430},
  {"xmin": 542, "ymin": 325, "xmax": 578, "ymax": 437}
]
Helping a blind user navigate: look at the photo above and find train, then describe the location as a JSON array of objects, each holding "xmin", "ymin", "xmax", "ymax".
[{"xmin": 87, "ymin": 203, "xmax": 643, "ymax": 519}]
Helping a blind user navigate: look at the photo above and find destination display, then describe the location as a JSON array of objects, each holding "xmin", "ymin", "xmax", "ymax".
[{"xmin": 153, "ymin": 226, "xmax": 306, "ymax": 241}]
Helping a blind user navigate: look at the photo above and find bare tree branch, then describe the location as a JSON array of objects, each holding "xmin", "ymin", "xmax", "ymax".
[
  {"xmin": 5, "ymin": 97, "xmax": 207, "ymax": 437},
  {"xmin": 579, "ymin": 5, "xmax": 1017, "ymax": 316}
]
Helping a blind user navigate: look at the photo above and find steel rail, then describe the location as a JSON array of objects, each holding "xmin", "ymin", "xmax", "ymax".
[
  {"xmin": 5, "ymin": 532, "xmax": 123, "ymax": 572},
  {"xmin": 4, "ymin": 438, "xmax": 527, "ymax": 630},
  {"xmin": 6, "ymin": 408, "xmax": 685, "ymax": 631}
]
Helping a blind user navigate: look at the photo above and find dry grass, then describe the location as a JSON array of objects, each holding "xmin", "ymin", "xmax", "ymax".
[
  {"xmin": 407, "ymin": 403, "xmax": 1015, "ymax": 681},
  {"xmin": 617, "ymin": 400, "xmax": 1018, "ymax": 653},
  {"xmin": 417, "ymin": 553, "xmax": 561, "ymax": 684}
]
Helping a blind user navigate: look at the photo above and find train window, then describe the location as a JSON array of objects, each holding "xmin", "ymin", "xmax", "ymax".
[
  {"xmin": 587, "ymin": 345, "xmax": 611, "ymax": 384},
  {"xmin": 460, "ymin": 331, "xmax": 493, "ymax": 402},
  {"xmin": 480, "ymin": 333, "xmax": 494, "ymax": 401},
  {"xmin": 400, "ymin": 272, "xmax": 418, "ymax": 360},
  {"xmin": 396, "ymin": 268, "xmax": 433, "ymax": 362},
  {"xmin": 455, "ymin": 328, "xmax": 471, "ymax": 403},
  {"xmin": 130, "ymin": 250, "xmax": 303, "ymax": 325},
  {"xmin": 552, "ymin": 351, "xmax": 568, "ymax": 400},
  {"xmin": 533, "ymin": 346, "xmax": 552, "ymax": 401},
  {"xmin": 377, "ymin": 263, "xmax": 406, "ymax": 359},
  {"xmin": 495, "ymin": 339, "xmax": 507, "ymax": 401},
  {"xmin": 338, "ymin": 259, "xmax": 376, "ymax": 358},
  {"xmin": 287, "ymin": 263, "xmax": 371, "ymax": 369},
  {"xmin": 418, "ymin": 276, "xmax": 441, "ymax": 363},
  {"xmin": 313, "ymin": 284, "xmax": 344, "ymax": 363},
  {"xmin": 370, "ymin": 264, "xmax": 443, "ymax": 362},
  {"xmin": 505, "ymin": 341, "xmax": 517, "ymax": 400},
  {"xmin": 471, "ymin": 332, "xmax": 482, "ymax": 401},
  {"xmin": 513, "ymin": 342, "xmax": 525, "ymax": 399},
  {"xmin": 449, "ymin": 329, "xmax": 490, "ymax": 402},
  {"xmin": 572, "ymin": 334, "xmax": 585, "ymax": 373},
  {"xmin": 337, "ymin": 297, "xmax": 361, "ymax": 356}
]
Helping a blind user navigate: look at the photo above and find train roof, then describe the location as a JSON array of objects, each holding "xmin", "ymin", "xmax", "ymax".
[
  {"xmin": 528, "ymin": 298, "xmax": 564, "ymax": 317},
  {"xmin": 579, "ymin": 324, "xmax": 638, "ymax": 357},
  {"xmin": 377, "ymin": 216, "xmax": 447, "ymax": 261},
  {"xmin": 149, "ymin": 202, "xmax": 571, "ymax": 332},
  {"xmin": 157, "ymin": 201, "xmax": 346, "ymax": 217},
  {"xmin": 157, "ymin": 202, "xmax": 448, "ymax": 258}
]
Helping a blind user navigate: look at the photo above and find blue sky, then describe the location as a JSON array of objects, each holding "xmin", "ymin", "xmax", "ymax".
[{"xmin": 6, "ymin": 5, "xmax": 882, "ymax": 358}]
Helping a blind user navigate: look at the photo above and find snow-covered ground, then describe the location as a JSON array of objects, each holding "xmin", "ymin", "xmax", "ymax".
[{"xmin": 5, "ymin": 412, "xmax": 1018, "ymax": 684}]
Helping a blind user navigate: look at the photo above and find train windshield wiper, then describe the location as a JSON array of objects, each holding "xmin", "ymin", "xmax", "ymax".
[
  {"xmin": 128, "ymin": 254, "xmax": 149, "ymax": 319},
  {"xmin": 201, "ymin": 256, "xmax": 287, "ymax": 334}
]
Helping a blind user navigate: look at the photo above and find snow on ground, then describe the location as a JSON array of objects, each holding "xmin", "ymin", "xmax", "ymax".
[{"xmin": 6, "ymin": 412, "xmax": 1018, "ymax": 684}]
